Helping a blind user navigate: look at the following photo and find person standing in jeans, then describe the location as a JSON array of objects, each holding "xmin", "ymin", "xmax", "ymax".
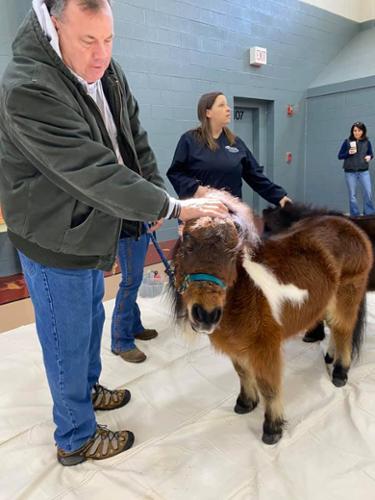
[
  {"xmin": 338, "ymin": 121, "xmax": 375, "ymax": 217},
  {"xmin": 111, "ymin": 227, "xmax": 157, "ymax": 364},
  {"xmin": 0, "ymin": 0, "xmax": 228, "ymax": 466}
]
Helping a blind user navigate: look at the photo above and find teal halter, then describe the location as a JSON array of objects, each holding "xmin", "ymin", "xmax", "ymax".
[{"xmin": 178, "ymin": 273, "xmax": 227, "ymax": 294}]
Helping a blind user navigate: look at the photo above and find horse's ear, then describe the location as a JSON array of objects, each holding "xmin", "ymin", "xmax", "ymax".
[
  {"xmin": 262, "ymin": 206, "xmax": 276, "ymax": 217},
  {"xmin": 233, "ymin": 220, "xmax": 240, "ymax": 231},
  {"xmin": 282, "ymin": 201, "xmax": 294, "ymax": 214},
  {"xmin": 231, "ymin": 214, "xmax": 244, "ymax": 235},
  {"xmin": 232, "ymin": 216, "xmax": 255, "ymax": 246}
]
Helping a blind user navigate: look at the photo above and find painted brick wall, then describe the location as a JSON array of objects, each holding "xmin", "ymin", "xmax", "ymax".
[
  {"xmin": 0, "ymin": 0, "xmax": 359, "ymax": 249},
  {"xmin": 310, "ymin": 26, "xmax": 375, "ymax": 89},
  {"xmin": 305, "ymin": 23, "xmax": 375, "ymax": 213},
  {"xmin": 306, "ymin": 81, "xmax": 375, "ymax": 213},
  {"xmin": 0, "ymin": 0, "xmax": 30, "ymax": 75},
  {"xmin": 110, "ymin": 0, "xmax": 358, "ymax": 239}
]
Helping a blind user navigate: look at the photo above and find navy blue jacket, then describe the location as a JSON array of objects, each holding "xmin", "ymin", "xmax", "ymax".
[{"xmin": 167, "ymin": 131, "xmax": 287, "ymax": 205}]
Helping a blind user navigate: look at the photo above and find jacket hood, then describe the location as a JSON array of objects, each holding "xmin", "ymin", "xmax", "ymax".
[
  {"xmin": 11, "ymin": 10, "xmax": 79, "ymax": 87},
  {"xmin": 32, "ymin": 0, "xmax": 61, "ymax": 57}
]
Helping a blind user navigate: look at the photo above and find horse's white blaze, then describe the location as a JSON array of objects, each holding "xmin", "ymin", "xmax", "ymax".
[{"xmin": 242, "ymin": 251, "xmax": 308, "ymax": 324}]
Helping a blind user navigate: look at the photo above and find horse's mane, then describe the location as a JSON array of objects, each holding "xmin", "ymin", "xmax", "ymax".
[
  {"xmin": 262, "ymin": 202, "xmax": 344, "ymax": 237},
  {"xmin": 205, "ymin": 189, "xmax": 260, "ymax": 248}
]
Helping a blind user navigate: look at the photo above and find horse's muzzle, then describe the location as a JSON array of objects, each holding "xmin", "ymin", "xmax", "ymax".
[{"xmin": 190, "ymin": 304, "xmax": 222, "ymax": 334}]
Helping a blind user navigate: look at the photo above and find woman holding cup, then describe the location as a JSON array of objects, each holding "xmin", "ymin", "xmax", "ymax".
[{"xmin": 338, "ymin": 121, "xmax": 375, "ymax": 216}]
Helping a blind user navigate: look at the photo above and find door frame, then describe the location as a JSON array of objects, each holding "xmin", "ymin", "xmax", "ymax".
[{"xmin": 233, "ymin": 97, "xmax": 275, "ymax": 212}]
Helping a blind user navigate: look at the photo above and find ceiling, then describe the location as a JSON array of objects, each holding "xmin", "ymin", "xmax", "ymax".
[{"xmin": 300, "ymin": 0, "xmax": 375, "ymax": 22}]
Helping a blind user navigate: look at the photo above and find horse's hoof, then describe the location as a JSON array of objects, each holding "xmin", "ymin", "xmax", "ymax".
[
  {"xmin": 332, "ymin": 375, "xmax": 347, "ymax": 387},
  {"xmin": 234, "ymin": 403, "xmax": 251, "ymax": 414},
  {"xmin": 303, "ymin": 325, "xmax": 325, "ymax": 343},
  {"xmin": 234, "ymin": 399, "xmax": 258, "ymax": 414},
  {"xmin": 324, "ymin": 353, "xmax": 334, "ymax": 364},
  {"xmin": 303, "ymin": 332, "xmax": 325, "ymax": 342},
  {"xmin": 332, "ymin": 364, "xmax": 348, "ymax": 387},
  {"xmin": 262, "ymin": 432, "xmax": 282, "ymax": 445}
]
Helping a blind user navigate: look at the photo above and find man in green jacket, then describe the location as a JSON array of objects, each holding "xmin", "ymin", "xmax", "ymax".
[{"xmin": 0, "ymin": 0, "xmax": 227, "ymax": 466}]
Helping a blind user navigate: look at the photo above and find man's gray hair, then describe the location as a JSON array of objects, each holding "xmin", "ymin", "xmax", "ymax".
[{"xmin": 45, "ymin": 0, "xmax": 112, "ymax": 18}]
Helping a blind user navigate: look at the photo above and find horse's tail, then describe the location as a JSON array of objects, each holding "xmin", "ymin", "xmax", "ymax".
[{"xmin": 352, "ymin": 294, "xmax": 367, "ymax": 360}]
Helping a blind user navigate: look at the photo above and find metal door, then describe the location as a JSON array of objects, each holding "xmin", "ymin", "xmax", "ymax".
[
  {"xmin": 233, "ymin": 99, "xmax": 273, "ymax": 214},
  {"xmin": 233, "ymin": 107, "xmax": 257, "ymax": 209}
]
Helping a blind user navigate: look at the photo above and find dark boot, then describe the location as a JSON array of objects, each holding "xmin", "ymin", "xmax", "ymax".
[
  {"xmin": 135, "ymin": 329, "xmax": 158, "ymax": 340},
  {"xmin": 114, "ymin": 347, "xmax": 147, "ymax": 363}
]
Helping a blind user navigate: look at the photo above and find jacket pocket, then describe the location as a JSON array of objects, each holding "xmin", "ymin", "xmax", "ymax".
[{"xmin": 61, "ymin": 209, "xmax": 120, "ymax": 256}]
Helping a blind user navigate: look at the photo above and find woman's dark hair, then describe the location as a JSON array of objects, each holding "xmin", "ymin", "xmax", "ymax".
[
  {"xmin": 193, "ymin": 92, "xmax": 236, "ymax": 151},
  {"xmin": 349, "ymin": 121, "xmax": 368, "ymax": 141}
]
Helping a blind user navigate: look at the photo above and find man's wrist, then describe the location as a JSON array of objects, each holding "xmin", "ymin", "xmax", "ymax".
[
  {"xmin": 166, "ymin": 196, "xmax": 182, "ymax": 219},
  {"xmin": 170, "ymin": 202, "xmax": 182, "ymax": 219}
]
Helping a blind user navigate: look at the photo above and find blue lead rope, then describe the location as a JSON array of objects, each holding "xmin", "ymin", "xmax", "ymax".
[
  {"xmin": 147, "ymin": 224, "xmax": 175, "ymax": 284},
  {"xmin": 146, "ymin": 225, "xmax": 226, "ymax": 293}
]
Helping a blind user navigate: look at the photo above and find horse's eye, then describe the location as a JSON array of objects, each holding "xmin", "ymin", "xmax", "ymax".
[
  {"xmin": 182, "ymin": 233, "xmax": 195, "ymax": 253},
  {"xmin": 184, "ymin": 244, "xmax": 194, "ymax": 253}
]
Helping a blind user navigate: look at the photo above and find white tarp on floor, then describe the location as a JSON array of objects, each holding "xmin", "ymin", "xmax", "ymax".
[{"xmin": 1, "ymin": 292, "xmax": 375, "ymax": 500}]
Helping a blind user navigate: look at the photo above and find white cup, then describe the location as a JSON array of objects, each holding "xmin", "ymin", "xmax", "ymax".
[{"xmin": 350, "ymin": 141, "xmax": 357, "ymax": 153}]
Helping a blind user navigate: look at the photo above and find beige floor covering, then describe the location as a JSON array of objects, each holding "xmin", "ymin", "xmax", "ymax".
[{"xmin": 1, "ymin": 292, "xmax": 375, "ymax": 499}]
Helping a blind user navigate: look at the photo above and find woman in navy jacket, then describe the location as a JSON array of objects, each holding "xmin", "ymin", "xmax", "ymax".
[
  {"xmin": 338, "ymin": 121, "xmax": 375, "ymax": 216},
  {"xmin": 167, "ymin": 92, "xmax": 291, "ymax": 207}
]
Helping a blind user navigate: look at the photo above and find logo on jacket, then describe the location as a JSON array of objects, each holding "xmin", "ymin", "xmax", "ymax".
[{"xmin": 225, "ymin": 146, "xmax": 239, "ymax": 153}]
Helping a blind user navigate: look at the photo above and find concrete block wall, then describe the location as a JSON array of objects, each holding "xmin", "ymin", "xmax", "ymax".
[
  {"xmin": 0, "ymin": 0, "xmax": 360, "ymax": 251},
  {"xmin": 306, "ymin": 80, "xmax": 375, "ymax": 212},
  {"xmin": 305, "ymin": 22, "xmax": 375, "ymax": 213},
  {"xmin": 110, "ymin": 0, "xmax": 358, "ymax": 239},
  {"xmin": 0, "ymin": 0, "xmax": 30, "ymax": 75}
]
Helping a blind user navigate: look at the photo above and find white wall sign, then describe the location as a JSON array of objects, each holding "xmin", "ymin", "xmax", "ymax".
[{"xmin": 249, "ymin": 47, "xmax": 267, "ymax": 67}]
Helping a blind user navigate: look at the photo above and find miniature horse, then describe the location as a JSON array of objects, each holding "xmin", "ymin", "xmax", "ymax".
[{"xmin": 171, "ymin": 191, "xmax": 372, "ymax": 445}]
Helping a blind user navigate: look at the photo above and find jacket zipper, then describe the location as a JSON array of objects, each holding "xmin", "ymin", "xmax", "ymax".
[
  {"xmin": 113, "ymin": 77, "xmax": 143, "ymax": 240},
  {"xmin": 80, "ymin": 90, "xmax": 123, "ymax": 262}
]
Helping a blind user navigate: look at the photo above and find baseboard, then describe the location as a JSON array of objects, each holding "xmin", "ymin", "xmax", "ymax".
[
  {"xmin": 0, "ymin": 239, "xmax": 176, "ymax": 333},
  {"xmin": 0, "ymin": 239, "xmax": 176, "ymax": 306}
]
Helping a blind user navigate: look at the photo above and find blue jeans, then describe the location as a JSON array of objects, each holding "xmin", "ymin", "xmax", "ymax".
[
  {"xmin": 111, "ymin": 233, "xmax": 150, "ymax": 352},
  {"xmin": 345, "ymin": 171, "xmax": 375, "ymax": 216},
  {"xmin": 18, "ymin": 251, "xmax": 104, "ymax": 452}
]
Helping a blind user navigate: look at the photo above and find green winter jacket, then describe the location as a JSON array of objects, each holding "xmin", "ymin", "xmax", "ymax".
[{"xmin": 0, "ymin": 11, "xmax": 169, "ymax": 270}]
